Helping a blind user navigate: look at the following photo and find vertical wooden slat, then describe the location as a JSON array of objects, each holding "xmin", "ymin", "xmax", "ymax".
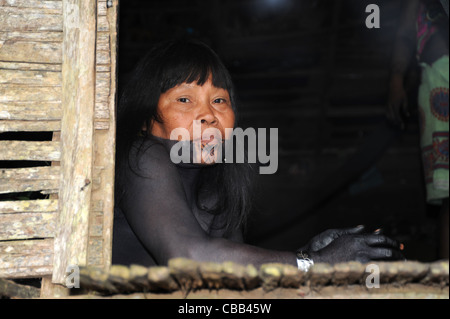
[
  {"xmin": 87, "ymin": 0, "xmax": 118, "ymax": 269},
  {"xmin": 40, "ymin": 131, "xmax": 69, "ymax": 297},
  {"xmin": 52, "ymin": 0, "xmax": 97, "ymax": 285},
  {"xmin": 99, "ymin": 0, "xmax": 118, "ymax": 270}
]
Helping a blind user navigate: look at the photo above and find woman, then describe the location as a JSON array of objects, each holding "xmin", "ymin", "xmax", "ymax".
[
  {"xmin": 388, "ymin": 0, "xmax": 448, "ymax": 258},
  {"xmin": 113, "ymin": 39, "xmax": 403, "ymax": 269}
]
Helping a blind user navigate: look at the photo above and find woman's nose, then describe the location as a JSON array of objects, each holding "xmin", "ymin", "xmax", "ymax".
[{"xmin": 198, "ymin": 102, "xmax": 217, "ymax": 126}]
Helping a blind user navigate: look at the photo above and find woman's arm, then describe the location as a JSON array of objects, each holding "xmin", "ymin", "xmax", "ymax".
[
  {"xmin": 387, "ymin": 0, "xmax": 420, "ymax": 128},
  {"xmin": 120, "ymin": 141, "xmax": 403, "ymax": 268},
  {"xmin": 390, "ymin": 0, "xmax": 419, "ymax": 76},
  {"xmin": 119, "ymin": 142, "xmax": 297, "ymax": 268}
]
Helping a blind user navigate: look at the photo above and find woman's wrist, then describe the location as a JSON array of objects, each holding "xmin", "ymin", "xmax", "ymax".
[{"xmin": 295, "ymin": 249, "xmax": 315, "ymax": 272}]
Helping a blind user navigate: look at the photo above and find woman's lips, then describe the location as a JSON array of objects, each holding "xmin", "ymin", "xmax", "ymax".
[
  {"xmin": 194, "ymin": 135, "xmax": 221, "ymax": 145},
  {"xmin": 192, "ymin": 135, "xmax": 223, "ymax": 163},
  {"xmin": 201, "ymin": 137, "xmax": 215, "ymax": 145}
]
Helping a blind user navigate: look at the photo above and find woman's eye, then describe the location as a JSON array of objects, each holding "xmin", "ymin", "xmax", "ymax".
[
  {"xmin": 213, "ymin": 98, "xmax": 226, "ymax": 104},
  {"xmin": 178, "ymin": 97, "xmax": 190, "ymax": 103}
]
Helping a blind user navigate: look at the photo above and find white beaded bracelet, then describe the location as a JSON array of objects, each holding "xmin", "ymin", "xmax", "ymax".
[{"xmin": 296, "ymin": 251, "xmax": 314, "ymax": 272}]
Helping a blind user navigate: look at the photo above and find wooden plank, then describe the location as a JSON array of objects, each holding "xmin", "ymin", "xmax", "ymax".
[
  {"xmin": 87, "ymin": 237, "xmax": 103, "ymax": 266},
  {"xmin": 90, "ymin": 0, "xmax": 119, "ymax": 270},
  {"xmin": 52, "ymin": 0, "xmax": 97, "ymax": 285},
  {"xmin": 26, "ymin": 171, "xmax": 103, "ymax": 195},
  {"xmin": 96, "ymin": 32, "xmax": 110, "ymax": 51},
  {"xmin": 95, "ymin": 101, "xmax": 110, "ymax": 119},
  {"xmin": 98, "ymin": 0, "xmax": 107, "ymax": 16},
  {"xmin": 0, "ymin": 40, "xmax": 62, "ymax": 64},
  {"xmin": 96, "ymin": 84, "xmax": 110, "ymax": 103},
  {"xmin": 0, "ymin": 212, "xmax": 56, "ymax": 240},
  {"xmin": 0, "ymin": 6, "xmax": 108, "ymax": 33},
  {"xmin": 0, "ymin": 239, "xmax": 53, "ymax": 278},
  {"xmin": 0, "ymin": 85, "xmax": 61, "ymax": 102},
  {"xmin": 40, "ymin": 275, "xmax": 69, "ymax": 297},
  {"xmin": 39, "ymin": 130, "xmax": 65, "ymax": 296},
  {"xmin": 96, "ymin": 50, "xmax": 111, "ymax": 65},
  {"xmin": 95, "ymin": 72, "xmax": 111, "ymax": 118},
  {"xmin": 0, "ymin": 167, "xmax": 60, "ymax": 194},
  {"xmin": 96, "ymin": 72, "xmax": 111, "ymax": 89},
  {"xmin": 0, "ymin": 199, "xmax": 58, "ymax": 214},
  {"xmin": 0, "ymin": 120, "xmax": 60, "ymax": 133},
  {"xmin": 94, "ymin": 120, "xmax": 109, "ymax": 130},
  {"xmin": 89, "ymin": 212, "xmax": 103, "ymax": 237},
  {"xmin": 0, "ymin": 102, "xmax": 61, "ymax": 120},
  {"xmin": 0, "ymin": 0, "xmax": 62, "ymax": 11},
  {"xmin": 91, "ymin": 200, "xmax": 104, "ymax": 213},
  {"xmin": 0, "ymin": 31, "xmax": 62, "ymax": 42},
  {"xmin": 0, "ymin": 277, "xmax": 41, "ymax": 298},
  {"xmin": 96, "ymin": 65, "xmax": 110, "ymax": 73},
  {"xmin": 97, "ymin": 16, "xmax": 109, "ymax": 32},
  {"xmin": 0, "ymin": 7, "xmax": 62, "ymax": 32},
  {"xmin": 0, "ymin": 69, "xmax": 61, "ymax": 86},
  {"xmin": 0, "ymin": 61, "xmax": 61, "ymax": 72},
  {"xmin": 0, "ymin": 141, "xmax": 60, "ymax": 161}
]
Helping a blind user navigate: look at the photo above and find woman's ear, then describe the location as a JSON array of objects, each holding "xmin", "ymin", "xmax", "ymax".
[
  {"xmin": 140, "ymin": 119, "xmax": 151, "ymax": 137},
  {"xmin": 148, "ymin": 118, "xmax": 167, "ymax": 138}
]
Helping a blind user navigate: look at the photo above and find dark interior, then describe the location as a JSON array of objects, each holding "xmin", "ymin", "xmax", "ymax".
[{"xmin": 116, "ymin": 0, "xmax": 442, "ymax": 262}]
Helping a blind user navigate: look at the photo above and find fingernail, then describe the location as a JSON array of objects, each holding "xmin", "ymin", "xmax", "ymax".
[{"xmin": 374, "ymin": 228, "xmax": 382, "ymax": 234}]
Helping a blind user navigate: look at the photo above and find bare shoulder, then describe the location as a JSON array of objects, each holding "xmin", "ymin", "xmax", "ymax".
[{"xmin": 127, "ymin": 137, "xmax": 177, "ymax": 178}]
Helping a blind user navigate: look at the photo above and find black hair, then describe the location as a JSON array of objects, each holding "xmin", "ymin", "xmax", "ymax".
[{"xmin": 115, "ymin": 39, "xmax": 255, "ymax": 235}]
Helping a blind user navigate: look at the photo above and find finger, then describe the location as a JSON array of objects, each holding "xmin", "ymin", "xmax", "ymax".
[
  {"xmin": 368, "ymin": 247, "xmax": 405, "ymax": 260},
  {"xmin": 363, "ymin": 234, "xmax": 401, "ymax": 249},
  {"xmin": 339, "ymin": 225, "xmax": 365, "ymax": 236},
  {"xmin": 373, "ymin": 228, "xmax": 383, "ymax": 235}
]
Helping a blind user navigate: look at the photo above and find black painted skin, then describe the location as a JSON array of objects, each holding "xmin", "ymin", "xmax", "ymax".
[{"xmin": 112, "ymin": 137, "xmax": 403, "ymax": 267}]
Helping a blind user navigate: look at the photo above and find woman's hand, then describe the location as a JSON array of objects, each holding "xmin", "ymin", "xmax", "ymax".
[
  {"xmin": 299, "ymin": 225, "xmax": 366, "ymax": 253},
  {"xmin": 387, "ymin": 75, "xmax": 410, "ymax": 130},
  {"xmin": 300, "ymin": 226, "xmax": 404, "ymax": 264}
]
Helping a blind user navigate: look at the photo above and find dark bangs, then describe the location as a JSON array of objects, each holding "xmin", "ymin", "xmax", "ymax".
[{"xmin": 157, "ymin": 40, "xmax": 236, "ymax": 109}]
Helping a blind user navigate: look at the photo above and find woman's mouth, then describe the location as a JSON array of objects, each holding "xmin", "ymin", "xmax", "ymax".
[
  {"xmin": 198, "ymin": 134, "xmax": 221, "ymax": 147},
  {"xmin": 201, "ymin": 137, "xmax": 214, "ymax": 146},
  {"xmin": 192, "ymin": 135, "xmax": 223, "ymax": 164}
]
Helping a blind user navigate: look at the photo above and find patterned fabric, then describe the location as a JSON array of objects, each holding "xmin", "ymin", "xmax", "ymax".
[
  {"xmin": 417, "ymin": 2, "xmax": 437, "ymax": 59},
  {"xmin": 416, "ymin": 1, "xmax": 446, "ymax": 60},
  {"xmin": 418, "ymin": 55, "xmax": 449, "ymax": 205}
]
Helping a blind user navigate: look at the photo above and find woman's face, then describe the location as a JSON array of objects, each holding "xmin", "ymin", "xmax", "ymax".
[{"xmin": 150, "ymin": 77, "xmax": 235, "ymax": 143}]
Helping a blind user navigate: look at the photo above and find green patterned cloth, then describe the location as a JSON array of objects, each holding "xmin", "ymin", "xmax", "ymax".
[{"xmin": 418, "ymin": 55, "xmax": 449, "ymax": 205}]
